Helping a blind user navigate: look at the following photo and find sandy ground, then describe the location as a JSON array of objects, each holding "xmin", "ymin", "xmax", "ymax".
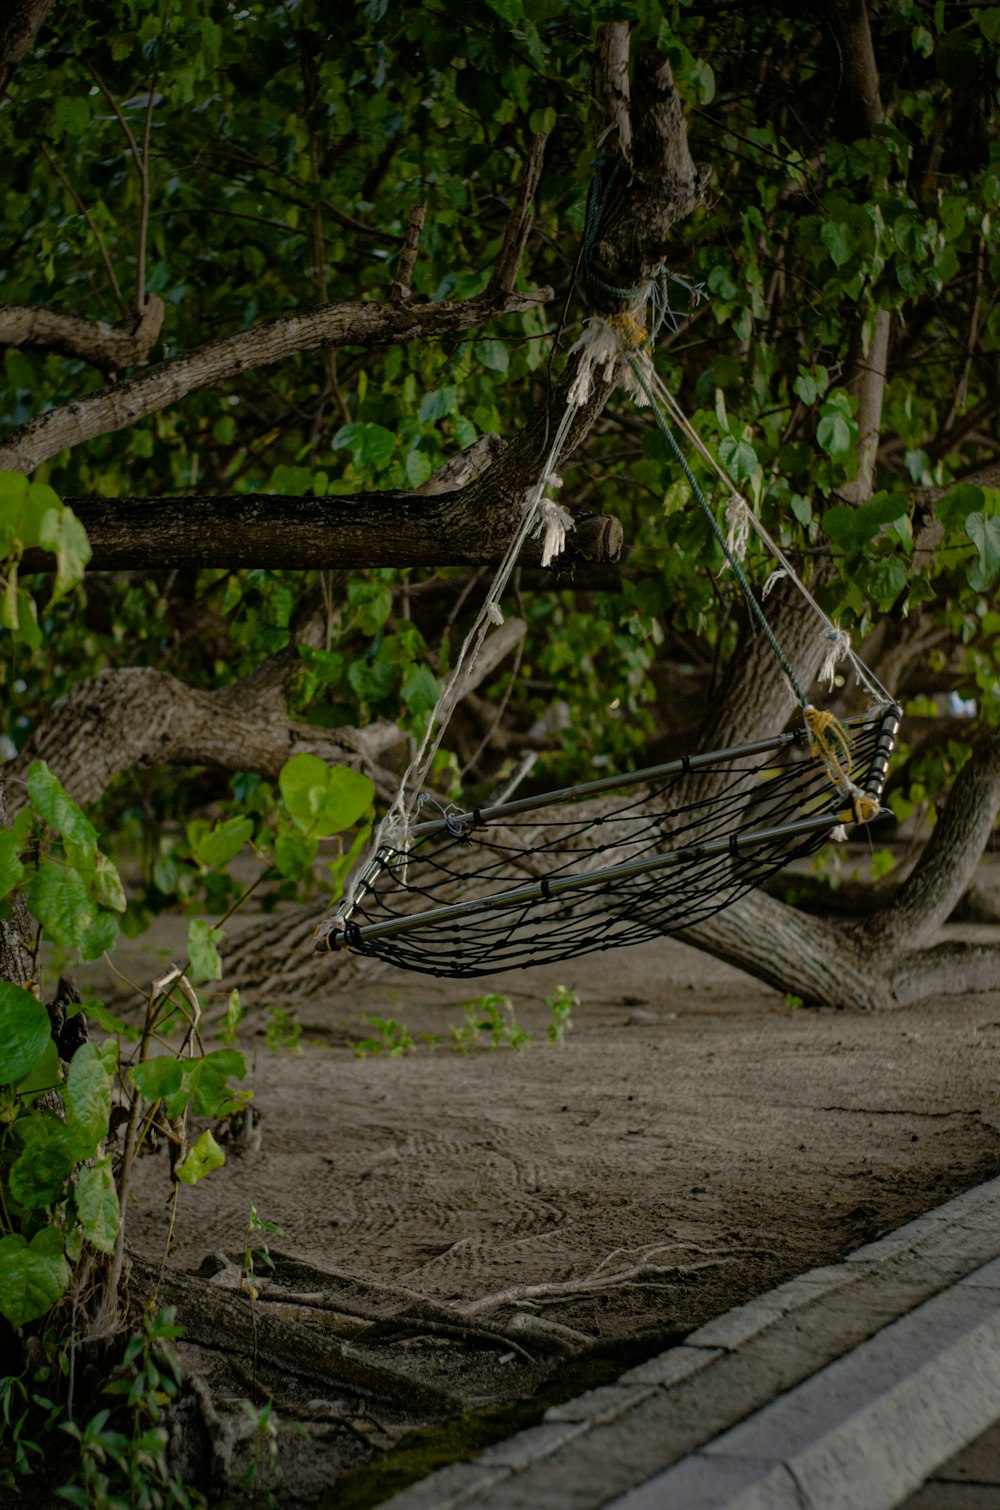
[{"xmin": 88, "ymin": 894, "xmax": 1000, "ymax": 1506}]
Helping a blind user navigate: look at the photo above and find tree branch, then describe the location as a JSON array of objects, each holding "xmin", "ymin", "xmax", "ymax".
[
  {"xmin": 828, "ymin": 0, "xmax": 888, "ymax": 506},
  {"xmin": 586, "ymin": 49, "xmax": 709, "ymax": 314},
  {"xmin": 863, "ymin": 728, "xmax": 1000, "ymax": 950},
  {"xmin": 828, "ymin": 0, "xmax": 884, "ymax": 135},
  {"xmin": 0, "ymin": 0, "xmax": 55, "ymax": 94},
  {"xmin": 485, "ymin": 132, "xmax": 547, "ymax": 298},
  {"xmin": 0, "ymin": 289, "xmax": 550, "ymax": 474},
  {"xmin": 6, "ymin": 619, "xmax": 529, "ymax": 813},
  {"xmin": 29, "ymin": 494, "xmax": 622, "ymax": 572},
  {"xmin": 591, "ymin": 22, "xmax": 632, "ymax": 158},
  {"xmin": 0, "ymin": 298, "xmax": 165, "ymax": 370}
]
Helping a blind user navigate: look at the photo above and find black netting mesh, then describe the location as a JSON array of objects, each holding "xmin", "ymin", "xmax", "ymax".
[{"xmin": 322, "ymin": 706, "xmax": 900, "ymax": 978}]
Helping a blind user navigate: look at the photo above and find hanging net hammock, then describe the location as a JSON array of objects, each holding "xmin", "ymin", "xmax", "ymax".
[
  {"xmin": 313, "ymin": 151, "xmax": 902, "ymax": 978},
  {"xmin": 317, "ymin": 705, "xmax": 899, "ymax": 977}
]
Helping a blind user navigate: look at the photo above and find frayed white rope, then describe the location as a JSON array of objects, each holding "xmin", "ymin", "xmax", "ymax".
[
  {"xmin": 537, "ymin": 497, "xmax": 575, "ymax": 567},
  {"xmin": 819, "ymin": 627, "xmax": 852, "ymax": 689},
  {"xmin": 724, "ymin": 493, "xmax": 751, "ymax": 562},
  {"xmin": 762, "ymin": 568, "xmax": 787, "ymax": 598},
  {"xmin": 567, "ymin": 319, "xmax": 621, "ymax": 406}
]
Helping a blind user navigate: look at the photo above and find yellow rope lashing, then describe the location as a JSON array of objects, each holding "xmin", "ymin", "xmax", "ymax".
[
  {"xmin": 607, "ymin": 309, "xmax": 648, "ymax": 349},
  {"xmin": 849, "ymin": 791, "xmax": 882, "ymax": 825},
  {"xmin": 804, "ymin": 706, "xmax": 881, "ymax": 827},
  {"xmin": 805, "ymin": 706, "xmax": 853, "ymax": 782}
]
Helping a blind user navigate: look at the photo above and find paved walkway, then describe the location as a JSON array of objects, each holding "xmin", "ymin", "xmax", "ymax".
[{"xmin": 382, "ymin": 1175, "xmax": 1000, "ymax": 1509}]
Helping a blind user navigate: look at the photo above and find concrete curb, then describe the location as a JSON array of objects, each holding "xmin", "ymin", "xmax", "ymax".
[{"xmin": 379, "ymin": 1174, "xmax": 1000, "ymax": 1510}]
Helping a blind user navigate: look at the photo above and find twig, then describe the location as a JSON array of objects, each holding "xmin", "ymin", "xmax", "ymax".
[
  {"xmin": 390, "ymin": 203, "xmax": 426, "ymax": 302},
  {"xmin": 136, "ymin": 79, "xmax": 157, "ymax": 315},
  {"xmin": 486, "ymin": 132, "xmax": 547, "ymax": 298},
  {"xmin": 40, "ymin": 143, "xmax": 128, "ymax": 317},
  {"xmin": 84, "ymin": 61, "xmax": 157, "ymax": 317}
]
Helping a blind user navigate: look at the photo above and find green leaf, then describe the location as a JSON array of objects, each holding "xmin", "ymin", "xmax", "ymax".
[
  {"xmin": 793, "ymin": 371, "xmax": 818, "ymax": 405},
  {"xmin": 269, "ymin": 464, "xmax": 315, "ymax": 496},
  {"xmin": 274, "ymin": 828, "xmax": 319, "ymax": 879},
  {"xmin": 9, "ymin": 1117, "xmax": 77, "ymax": 1208},
  {"xmin": 38, "ymin": 500, "xmax": 91, "ymax": 598},
  {"xmin": 193, "ymin": 816, "xmax": 254, "ymax": 868},
  {"xmin": 188, "ymin": 919, "xmax": 224, "ymax": 981},
  {"xmin": 2, "ymin": 569, "xmax": 19, "ymax": 631},
  {"xmin": 65, "ymin": 1042, "xmax": 113, "ymax": 1158},
  {"xmin": 404, "ymin": 448, "xmax": 432, "ymax": 488},
  {"xmin": 0, "ymin": 469, "xmax": 29, "ymax": 527},
  {"xmin": 79, "ymin": 910, "xmax": 119, "ymax": 962},
  {"xmin": 332, "ymin": 422, "xmax": 395, "ymax": 469},
  {"xmin": 934, "ymin": 483, "xmax": 985, "ymax": 528},
  {"xmin": 280, "ymin": 753, "xmax": 374, "ymax": 837},
  {"xmin": 9, "ymin": 587, "xmax": 41, "ymax": 648},
  {"xmin": 418, "ymin": 386, "xmax": 458, "ymax": 422},
  {"xmin": 821, "ymin": 505, "xmax": 857, "ymax": 549},
  {"xmin": 0, "ymin": 823, "xmax": 25, "ymax": 901},
  {"xmin": 816, "ymin": 407, "xmax": 857, "ymax": 457},
  {"xmin": 28, "ymin": 863, "xmax": 94, "ymax": 949},
  {"xmin": 183, "ymin": 1048, "xmax": 247, "ymax": 1117},
  {"xmin": 279, "ymin": 753, "xmax": 332, "ymax": 832},
  {"xmin": 348, "ymin": 578, "xmax": 393, "ymax": 635},
  {"xmin": 175, "ymin": 1129, "xmax": 226, "ymax": 1185},
  {"xmin": 401, "ymin": 663, "xmax": 441, "ymax": 716},
  {"xmin": 91, "ymin": 852, "xmax": 127, "ymax": 912},
  {"xmin": 130, "ymin": 1057, "xmax": 184, "ymax": 1115},
  {"xmin": 54, "ymin": 95, "xmax": 90, "ymax": 137},
  {"xmin": 75, "ymin": 1156, "xmax": 120, "ymax": 1254},
  {"xmin": 966, "ymin": 512, "xmax": 1000, "ymax": 590},
  {"xmin": 820, "ymin": 221, "xmax": 855, "ymax": 268},
  {"xmin": 475, "ymin": 339, "xmax": 509, "ymax": 374},
  {"xmin": 26, "ymin": 763, "xmax": 98, "ymax": 852},
  {"xmin": 0, "ymin": 1229, "xmax": 70, "ymax": 1327},
  {"xmin": 347, "ymin": 655, "xmax": 396, "ymax": 703},
  {"xmin": 868, "ymin": 558, "xmax": 907, "ymax": 609},
  {"xmin": 15, "ymin": 1036, "xmax": 60, "ymax": 1098},
  {"xmin": 0, "ymin": 983, "xmax": 51, "ymax": 1083}
]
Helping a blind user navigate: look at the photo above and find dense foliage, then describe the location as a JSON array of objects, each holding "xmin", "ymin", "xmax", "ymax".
[
  {"xmin": 0, "ymin": 0, "xmax": 997, "ymax": 1493},
  {"xmin": 2, "ymin": 3, "xmax": 996, "ymax": 791}
]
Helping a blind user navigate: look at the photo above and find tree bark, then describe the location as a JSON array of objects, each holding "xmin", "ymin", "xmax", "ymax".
[
  {"xmin": 5, "ymin": 619, "xmax": 529, "ymax": 813},
  {"xmin": 0, "ymin": 297, "xmax": 165, "ymax": 370},
  {"xmin": 27, "ymin": 497, "xmax": 623, "ymax": 573},
  {"xmin": 0, "ymin": 783, "xmax": 34, "ymax": 987},
  {"xmin": 0, "ymin": 0, "xmax": 55, "ymax": 93},
  {"xmin": 586, "ymin": 46, "xmax": 709, "ymax": 314}
]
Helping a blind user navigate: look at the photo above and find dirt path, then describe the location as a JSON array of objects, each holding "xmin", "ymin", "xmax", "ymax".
[{"xmin": 107, "ymin": 920, "xmax": 1000, "ymax": 1505}]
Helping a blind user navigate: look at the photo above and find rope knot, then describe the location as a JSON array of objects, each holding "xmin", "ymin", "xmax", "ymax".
[
  {"xmin": 804, "ymin": 705, "xmax": 853, "ymax": 790},
  {"xmin": 607, "ymin": 309, "xmax": 648, "ymax": 350}
]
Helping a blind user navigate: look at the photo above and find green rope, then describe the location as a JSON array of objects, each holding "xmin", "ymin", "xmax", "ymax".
[
  {"xmin": 581, "ymin": 147, "xmax": 650, "ymax": 305},
  {"xmin": 627, "ymin": 356, "xmax": 810, "ymax": 710}
]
